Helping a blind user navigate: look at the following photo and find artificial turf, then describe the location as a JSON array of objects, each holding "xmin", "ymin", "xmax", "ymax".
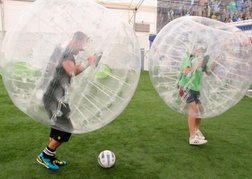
[{"xmin": 0, "ymin": 71, "xmax": 252, "ymax": 178}]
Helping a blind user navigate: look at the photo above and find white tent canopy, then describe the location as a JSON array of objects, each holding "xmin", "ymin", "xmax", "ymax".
[{"xmin": 98, "ymin": 0, "xmax": 156, "ymax": 6}]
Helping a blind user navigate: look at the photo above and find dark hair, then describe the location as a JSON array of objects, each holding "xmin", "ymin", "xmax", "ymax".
[{"xmin": 73, "ymin": 31, "xmax": 88, "ymax": 41}]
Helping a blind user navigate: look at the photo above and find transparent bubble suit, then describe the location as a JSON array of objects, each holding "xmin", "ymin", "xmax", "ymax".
[
  {"xmin": 149, "ymin": 16, "xmax": 252, "ymax": 118},
  {"xmin": 246, "ymin": 87, "xmax": 252, "ymax": 98},
  {"xmin": 1, "ymin": 0, "xmax": 141, "ymax": 133}
]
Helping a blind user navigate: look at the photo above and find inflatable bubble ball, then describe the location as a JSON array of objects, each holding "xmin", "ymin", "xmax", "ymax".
[
  {"xmin": 246, "ymin": 85, "xmax": 252, "ymax": 98},
  {"xmin": 1, "ymin": 0, "xmax": 141, "ymax": 133},
  {"xmin": 149, "ymin": 16, "xmax": 252, "ymax": 118}
]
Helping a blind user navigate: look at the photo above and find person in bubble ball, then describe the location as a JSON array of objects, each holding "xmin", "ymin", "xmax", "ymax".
[
  {"xmin": 177, "ymin": 41, "xmax": 217, "ymax": 146},
  {"xmin": 36, "ymin": 31, "xmax": 96, "ymax": 170}
]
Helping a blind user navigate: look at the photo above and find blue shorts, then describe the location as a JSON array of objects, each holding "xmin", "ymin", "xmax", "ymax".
[{"xmin": 186, "ymin": 89, "xmax": 201, "ymax": 104}]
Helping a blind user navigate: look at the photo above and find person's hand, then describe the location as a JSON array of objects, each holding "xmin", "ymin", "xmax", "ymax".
[
  {"xmin": 87, "ymin": 55, "xmax": 96, "ymax": 65},
  {"xmin": 183, "ymin": 67, "xmax": 192, "ymax": 75},
  {"xmin": 78, "ymin": 55, "xmax": 97, "ymax": 72},
  {"xmin": 210, "ymin": 61, "xmax": 218, "ymax": 71},
  {"xmin": 204, "ymin": 60, "xmax": 218, "ymax": 75}
]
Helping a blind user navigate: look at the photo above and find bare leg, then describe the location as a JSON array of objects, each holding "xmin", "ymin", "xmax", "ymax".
[
  {"xmin": 188, "ymin": 102, "xmax": 207, "ymax": 145},
  {"xmin": 48, "ymin": 138, "xmax": 62, "ymax": 150},
  {"xmin": 187, "ymin": 102, "xmax": 198, "ymax": 139},
  {"xmin": 195, "ymin": 118, "xmax": 201, "ymax": 131},
  {"xmin": 195, "ymin": 103, "xmax": 204, "ymax": 132},
  {"xmin": 46, "ymin": 138, "xmax": 68, "ymax": 166}
]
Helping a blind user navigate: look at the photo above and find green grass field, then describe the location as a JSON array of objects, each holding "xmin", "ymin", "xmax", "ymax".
[{"xmin": 0, "ymin": 71, "xmax": 252, "ymax": 178}]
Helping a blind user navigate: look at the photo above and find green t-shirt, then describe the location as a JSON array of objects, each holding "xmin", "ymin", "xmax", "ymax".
[
  {"xmin": 178, "ymin": 53, "xmax": 203, "ymax": 91},
  {"xmin": 228, "ymin": 1, "xmax": 236, "ymax": 13}
]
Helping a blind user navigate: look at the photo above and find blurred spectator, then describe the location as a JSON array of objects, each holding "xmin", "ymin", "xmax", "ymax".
[
  {"xmin": 244, "ymin": 0, "xmax": 251, "ymax": 8},
  {"xmin": 226, "ymin": 16, "xmax": 233, "ymax": 22},
  {"xmin": 237, "ymin": 12, "xmax": 244, "ymax": 21},
  {"xmin": 213, "ymin": 0, "xmax": 222, "ymax": 13},
  {"xmin": 236, "ymin": 0, "xmax": 243, "ymax": 12},
  {"xmin": 211, "ymin": 12, "xmax": 217, "ymax": 19},
  {"xmin": 207, "ymin": 2, "xmax": 211, "ymax": 17},
  {"xmin": 245, "ymin": 9, "xmax": 252, "ymax": 19},
  {"xmin": 222, "ymin": 7, "xmax": 230, "ymax": 21},
  {"xmin": 157, "ymin": 0, "xmax": 252, "ymax": 27},
  {"xmin": 199, "ymin": 0, "xmax": 208, "ymax": 6},
  {"xmin": 228, "ymin": 0, "xmax": 237, "ymax": 18},
  {"xmin": 232, "ymin": 10, "xmax": 240, "ymax": 21}
]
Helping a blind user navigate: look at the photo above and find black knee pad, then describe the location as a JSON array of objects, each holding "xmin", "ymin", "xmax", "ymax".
[{"xmin": 50, "ymin": 128, "xmax": 72, "ymax": 143}]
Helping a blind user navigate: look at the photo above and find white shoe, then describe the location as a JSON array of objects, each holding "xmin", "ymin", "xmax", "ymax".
[
  {"xmin": 196, "ymin": 130, "xmax": 205, "ymax": 140},
  {"xmin": 189, "ymin": 136, "xmax": 207, "ymax": 145}
]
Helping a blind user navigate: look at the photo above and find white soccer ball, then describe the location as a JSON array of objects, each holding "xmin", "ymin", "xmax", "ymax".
[{"xmin": 98, "ymin": 150, "xmax": 116, "ymax": 168}]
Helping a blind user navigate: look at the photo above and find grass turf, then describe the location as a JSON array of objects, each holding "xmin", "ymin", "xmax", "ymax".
[{"xmin": 0, "ymin": 71, "xmax": 252, "ymax": 178}]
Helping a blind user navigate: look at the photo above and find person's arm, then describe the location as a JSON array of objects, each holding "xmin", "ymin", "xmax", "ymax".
[
  {"xmin": 62, "ymin": 59, "xmax": 80, "ymax": 76},
  {"xmin": 205, "ymin": 61, "xmax": 218, "ymax": 76},
  {"xmin": 202, "ymin": 54, "xmax": 221, "ymax": 76},
  {"xmin": 63, "ymin": 55, "xmax": 96, "ymax": 76}
]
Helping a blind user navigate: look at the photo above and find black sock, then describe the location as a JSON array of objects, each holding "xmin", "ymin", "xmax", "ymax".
[{"xmin": 42, "ymin": 146, "xmax": 56, "ymax": 160}]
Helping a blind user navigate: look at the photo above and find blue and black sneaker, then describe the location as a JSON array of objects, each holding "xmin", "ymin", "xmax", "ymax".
[
  {"xmin": 36, "ymin": 153, "xmax": 59, "ymax": 170},
  {"xmin": 53, "ymin": 156, "xmax": 68, "ymax": 167}
]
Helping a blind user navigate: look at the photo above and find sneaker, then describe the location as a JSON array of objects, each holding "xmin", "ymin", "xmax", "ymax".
[
  {"xmin": 53, "ymin": 157, "xmax": 68, "ymax": 166},
  {"xmin": 189, "ymin": 136, "xmax": 208, "ymax": 145},
  {"xmin": 196, "ymin": 130, "xmax": 205, "ymax": 140},
  {"xmin": 36, "ymin": 153, "xmax": 59, "ymax": 170}
]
